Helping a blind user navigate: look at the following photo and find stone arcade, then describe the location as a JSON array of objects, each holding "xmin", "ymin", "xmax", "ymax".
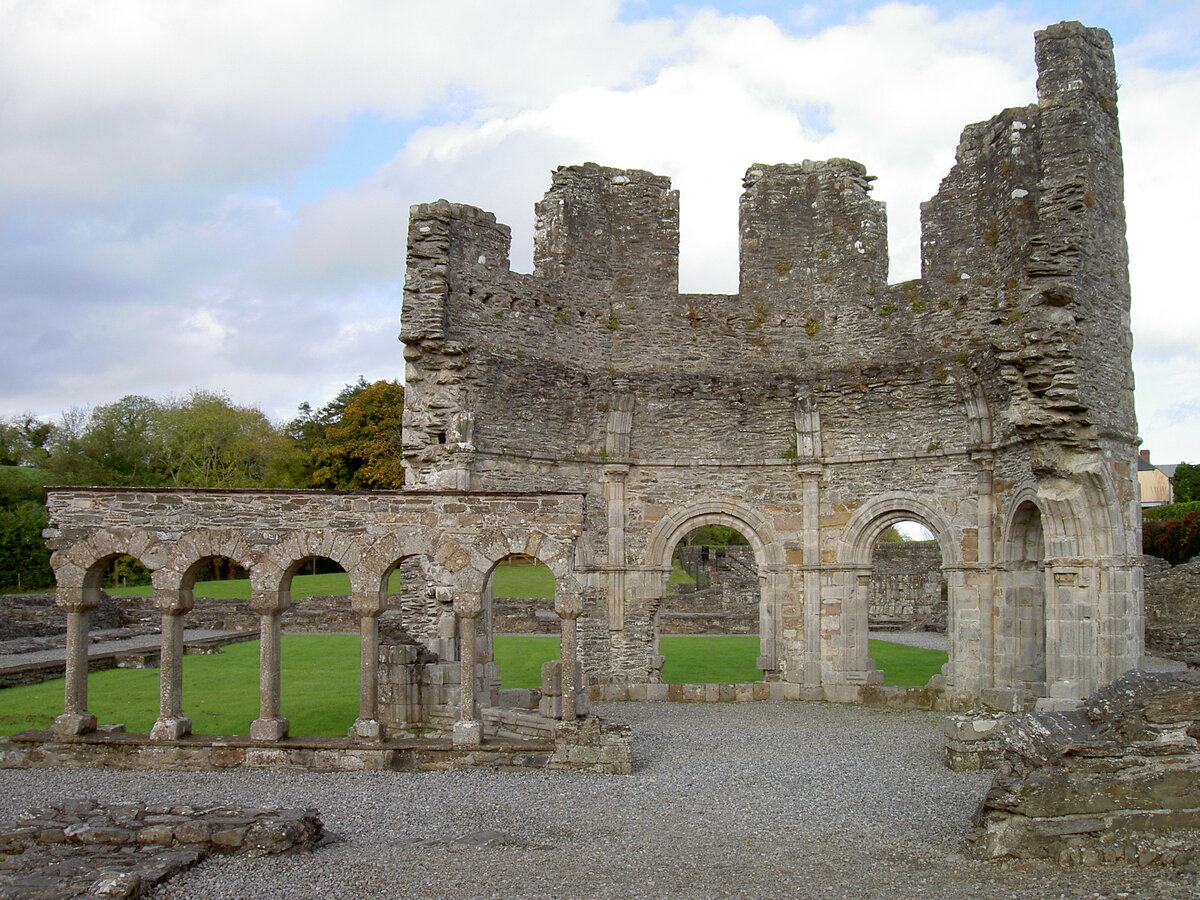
[{"xmin": 6, "ymin": 22, "xmax": 1145, "ymax": 770}]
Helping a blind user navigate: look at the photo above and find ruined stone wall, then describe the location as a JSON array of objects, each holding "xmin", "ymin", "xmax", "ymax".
[
  {"xmin": 1144, "ymin": 554, "xmax": 1200, "ymax": 665},
  {"xmin": 399, "ymin": 21, "xmax": 1142, "ymax": 703},
  {"xmin": 868, "ymin": 542, "xmax": 945, "ymax": 621}
]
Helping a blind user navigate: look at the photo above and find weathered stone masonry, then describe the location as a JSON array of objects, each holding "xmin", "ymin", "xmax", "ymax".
[
  {"xmin": 24, "ymin": 23, "xmax": 1145, "ymax": 769},
  {"xmin": 401, "ymin": 21, "xmax": 1143, "ymax": 708}
]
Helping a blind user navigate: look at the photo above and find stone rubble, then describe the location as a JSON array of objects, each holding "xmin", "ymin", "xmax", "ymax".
[
  {"xmin": 0, "ymin": 800, "xmax": 323, "ymax": 898},
  {"xmin": 969, "ymin": 669, "xmax": 1200, "ymax": 863}
]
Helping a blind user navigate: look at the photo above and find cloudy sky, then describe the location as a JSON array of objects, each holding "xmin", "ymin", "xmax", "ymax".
[{"xmin": 2, "ymin": 0, "xmax": 1197, "ymax": 463}]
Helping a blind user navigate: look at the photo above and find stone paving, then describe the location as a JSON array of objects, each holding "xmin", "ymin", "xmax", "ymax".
[{"xmin": 0, "ymin": 800, "xmax": 323, "ymax": 898}]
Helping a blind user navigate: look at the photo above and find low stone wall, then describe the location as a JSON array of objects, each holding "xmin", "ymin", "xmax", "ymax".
[
  {"xmin": 588, "ymin": 681, "xmax": 957, "ymax": 710},
  {"xmin": 1144, "ymin": 554, "xmax": 1200, "ymax": 666},
  {"xmin": 0, "ymin": 799, "xmax": 323, "ymax": 897},
  {"xmin": 0, "ymin": 593, "xmax": 128, "ymax": 640},
  {"xmin": 0, "ymin": 716, "xmax": 631, "ymax": 775},
  {"xmin": 969, "ymin": 670, "xmax": 1200, "ymax": 864}
]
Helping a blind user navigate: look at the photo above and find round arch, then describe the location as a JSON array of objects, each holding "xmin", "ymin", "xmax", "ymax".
[
  {"xmin": 645, "ymin": 499, "xmax": 784, "ymax": 572},
  {"xmin": 836, "ymin": 492, "xmax": 959, "ymax": 567}
]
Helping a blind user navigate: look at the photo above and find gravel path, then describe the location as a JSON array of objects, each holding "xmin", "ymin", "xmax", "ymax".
[
  {"xmin": 869, "ymin": 630, "xmax": 948, "ymax": 650},
  {"xmin": 2, "ymin": 702, "xmax": 1197, "ymax": 899}
]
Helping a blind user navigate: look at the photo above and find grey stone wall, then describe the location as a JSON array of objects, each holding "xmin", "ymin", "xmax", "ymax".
[
  {"xmin": 1144, "ymin": 554, "xmax": 1200, "ymax": 665},
  {"xmin": 400, "ymin": 22, "xmax": 1143, "ymax": 704},
  {"xmin": 868, "ymin": 542, "xmax": 945, "ymax": 622}
]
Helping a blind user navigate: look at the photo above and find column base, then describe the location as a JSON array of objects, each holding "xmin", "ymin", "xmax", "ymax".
[
  {"xmin": 150, "ymin": 715, "xmax": 192, "ymax": 741},
  {"xmin": 250, "ymin": 716, "xmax": 290, "ymax": 742},
  {"xmin": 51, "ymin": 712, "xmax": 97, "ymax": 736},
  {"xmin": 452, "ymin": 720, "xmax": 482, "ymax": 747},
  {"xmin": 349, "ymin": 718, "xmax": 386, "ymax": 741}
]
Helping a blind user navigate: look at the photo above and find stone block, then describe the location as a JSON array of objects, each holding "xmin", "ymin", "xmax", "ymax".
[{"xmin": 249, "ymin": 717, "xmax": 289, "ymax": 742}]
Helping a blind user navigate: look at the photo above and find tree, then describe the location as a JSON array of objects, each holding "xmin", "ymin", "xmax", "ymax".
[
  {"xmin": 47, "ymin": 396, "xmax": 163, "ymax": 486},
  {"xmin": 156, "ymin": 391, "xmax": 304, "ymax": 488},
  {"xmin": 291, "ymin": 378, "xmax": 405, "ymax": 489},
  {"xmin": 45, "ymin": 392, "xmax": 304, "ymax": 489},
  {"xmin": 1173, "ymin": 462, "xmax": 1200, "ymax": 504},
  {"xmin": 878, "ymin": 526, "xmax": 904, "ymax": 543},
  {"xmin": 0, "ymin": 414, "xmax": 53, "ymax": 467}
]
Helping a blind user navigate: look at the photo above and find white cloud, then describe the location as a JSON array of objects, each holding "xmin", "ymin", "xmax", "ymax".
[{"xmin": 0, "ymin": 0, "xmax": 1197, "ymax": 460}]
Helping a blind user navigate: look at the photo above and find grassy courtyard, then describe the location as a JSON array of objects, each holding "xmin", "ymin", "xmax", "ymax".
[{"xmin": 0, "ymin": 635, "xmax": 946, "ymax": 738}]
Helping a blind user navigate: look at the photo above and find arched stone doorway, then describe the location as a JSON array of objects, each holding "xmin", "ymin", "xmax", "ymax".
[
  {"xmin": 1002, "ymin": 500, "xmax": 1047, "ymax": 700},
  {"xmin": 643, "ymin": 501, "xmax": 787, "ymax": 682},
  {"xmin": 834, "ymin": 494, "xmax": 960, "ymax": 696}
]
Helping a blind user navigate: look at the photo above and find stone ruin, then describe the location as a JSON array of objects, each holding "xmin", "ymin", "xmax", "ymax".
[
  {"xmin": 0, "ymin": 22, "xmax": 1150, "ymax": 774},
  {"xmin": 969, "ymin": 670, "xmax": 1200, "ymax": 866},
  {"xmin": 401, "ymin": 19, "xmax": 1142, "ymax": 707}
]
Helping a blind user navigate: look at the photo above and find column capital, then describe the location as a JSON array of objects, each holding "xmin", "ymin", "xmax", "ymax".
[
  {"xmin": 251, "ymin": 590, "xmax": 290, "ymax": 616},
  {"xmin": 153, "ymin": 590, "xmax": 194, "ymax": 615}
]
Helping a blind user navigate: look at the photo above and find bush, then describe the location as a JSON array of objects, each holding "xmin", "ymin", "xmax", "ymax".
[{"xmin": 1143, "ymin": 508, "xmax": 1200, "ymax": 564}]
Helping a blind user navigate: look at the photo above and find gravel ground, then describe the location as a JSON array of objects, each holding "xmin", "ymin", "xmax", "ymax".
[
  {"xmin": 869, "ymin": 630, "xmax": 948, "ymax": 650},
  {"xmin": 2, "ymin": 702, "xmax": 1197, "ymax": 899}
]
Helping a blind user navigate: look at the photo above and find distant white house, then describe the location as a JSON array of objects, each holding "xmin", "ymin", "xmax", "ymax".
[{"xmin": 1138, "ymin": 449, "xmax": 1174, "ymax": 507}]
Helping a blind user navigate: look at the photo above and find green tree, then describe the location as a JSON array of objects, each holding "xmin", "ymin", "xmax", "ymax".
[
  {"xmin": 47, "ymin": 396, "xmax": 163, "ymax": 486},
  {"xmin": 1173, "ymin": 461, "xmax": 1199, "ymax": 504},
  {"xmin": 291, "ymin": 378, "xmax": 405, "ymax": 489},
  {"xmin": 156, "ymin": 391, "xmax": 304, "ymax": 488},
  {"xmin": 0, "ymin": 500, "xmax": 53, "ymax": 590}
]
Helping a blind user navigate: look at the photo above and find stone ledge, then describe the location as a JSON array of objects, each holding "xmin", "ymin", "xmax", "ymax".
[
  {"xmin": 0, "ymin": 799, "xmax": 323, "ymax": 898},
  {"xmin": 0, "ymin": 715, "xmax": 630, "ymax": 774}
]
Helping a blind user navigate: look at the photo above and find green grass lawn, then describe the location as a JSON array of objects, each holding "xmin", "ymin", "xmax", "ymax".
[
  {"xmin": 0, "ymin": 636, "xmax": 947, "ymax": 737},
  {"xmin": 660, "ymin": 635, "xmax": 762, "ymax": 683},
  {"xmin": 868, "ymin": 640, "xmax": 947, "ymax": 686},
  {"xmin": 109, "ymin": 562, "xmax": 695, "ymax": 601}
]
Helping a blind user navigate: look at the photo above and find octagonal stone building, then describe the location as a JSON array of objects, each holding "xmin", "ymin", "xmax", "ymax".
[{"xmin": 399, "ymin": 21, "xmax": 1143, "ymax": 707}]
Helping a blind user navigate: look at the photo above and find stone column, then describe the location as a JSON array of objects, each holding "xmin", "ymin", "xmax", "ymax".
[
  {"xmin": 150, "ymin": 590, "xmax": 193, "ymax": 741},
  {"xmin": 604, "ymin": 464, "xmax": 629, "ymax": 631},
  {"xmin": 250, "ymin": 591, "xmax": 290, "ymax": 742},
  {"xmin": 52, "ymin": 594, "xmax": 98, "ymax": 736},
  {"xmin": 453, "ymin": 609, "xmax": 482, "ymax": 746},
  {"xmin": 973, "ymin": 458, "xmax": 997, "ymax": 692},
  {"xmin": 559, "ymin": 607, "xmax": 581, "ymax": 720},
  {"xmin": 349, "ymin": 594, "xmax": 385, "ymax": 741},
  {"xmin": 798, "ymin": 465, "xmax": 823, "ymax": 686}
]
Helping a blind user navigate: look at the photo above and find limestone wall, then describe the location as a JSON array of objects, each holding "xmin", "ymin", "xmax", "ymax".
[{"xmin": 398, "ymin": 22, "xmax": 1143, "ymax": 703}]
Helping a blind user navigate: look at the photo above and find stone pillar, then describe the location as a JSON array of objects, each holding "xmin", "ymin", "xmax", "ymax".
[
  {"xmin": 250, "ymin": 591, "xmax": 289, "ymax": 742},
  {"xmin": 150, "ymin": 590, "xmax": 193, "ymax": 741},
  {"xmin": 799, "ymin": 467, "xmax": 823, "ymax": 686},
  {"xmin": 560, "ymin": 611, "xmax": 580, "ymax": 720},
  {"xmin": 349, "ymin": 595, "xmax": 385, "ymax": 741},
  {"xmin": 604, "ymin": 464, "xmax": 629, "ymax": 630},
  {"xmin": 52, "ymin": 595, "xmax": 98, "ymax": 736},
  {"xmin": 453, "ymin": 610, "xmax": 482, "ymax": 746},
  {"xmin": 974, "ymin": 461, "xmax": 997, "ymax": 692}
]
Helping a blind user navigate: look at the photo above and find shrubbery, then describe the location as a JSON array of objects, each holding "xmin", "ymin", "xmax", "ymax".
[{"xmin": 1143, "ymin": 504, "xmax": 1200, "ymax": 564}]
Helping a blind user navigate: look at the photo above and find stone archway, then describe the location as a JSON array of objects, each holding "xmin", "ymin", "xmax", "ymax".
[
  {"xmin": 643, "ymin": 500, "xmax": 787, "ymax": 681},
  {"xmin": 834, "ymin": 493, "xmax": 959, "ymax": 695},
  {"xmin": 1001, "ymin": 498, "xmax": 1047, "ymax": 700}
]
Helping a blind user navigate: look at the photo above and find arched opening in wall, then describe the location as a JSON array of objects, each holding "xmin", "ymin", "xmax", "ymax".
[
  {"xmin": 274, "ymin": 555, "xmax": 358, "ymax": 736},
  {"xmin": 866, "ymin": 519, "xmax": 949, "ymax": 686},
  {"xmin": 373, "ymin": 554, "xmax": 435, "ymax": 736},
  {"xmin": 485, "ymin": 554, "xmax": 558, "ymax": 695},
  {"xmin": 658, "ymin": 524, "xmax": 761, "ymax": 684},
  {"xmin": 1005, "ymin": 502, "xmax": 1047, "ymax": 699},
  {"xmin": 41, "ymin": 553, "xmax": 161, "ymax": 735},
  {"xmin": 170, "ymin": 554, "xmax": 256, "ymax": 735}
]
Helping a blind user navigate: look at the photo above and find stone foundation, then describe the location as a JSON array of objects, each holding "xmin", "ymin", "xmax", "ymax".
[
  {"xmin": 969, "ymin": 670, "xmax": 1200, "ymax": 863},
  {"xmin": 0, "ymin": 799, "xmax": 323, "ymax": 898},
  {"xmin": 0, "ymin": 718, "xmax": 630, "ymax": 775}
]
